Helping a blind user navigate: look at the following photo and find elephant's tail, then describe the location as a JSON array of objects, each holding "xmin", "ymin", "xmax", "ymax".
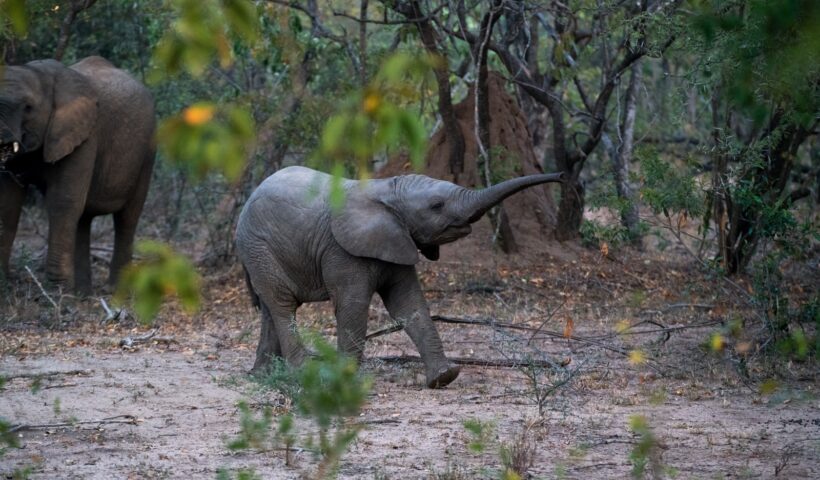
[{"xmin": 242, "ymin": 265, "xmax": 261, "ymax": 310}]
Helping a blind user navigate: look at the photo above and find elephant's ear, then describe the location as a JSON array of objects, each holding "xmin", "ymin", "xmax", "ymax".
[
  {"xmin": 330, "ymin": 187, "xmax": 419, "ymax": 265},
  {"xmin": 43, "ymin": 66, "xmax": 97, "ymax": 163}
]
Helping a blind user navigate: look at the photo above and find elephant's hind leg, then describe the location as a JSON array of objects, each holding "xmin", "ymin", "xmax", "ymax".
[
  {"xmin": 109, "ymin": 161, "xmax": 152, "ymax": 286},
  {"xmin": 251, "ymin": 301, "xmax": 284, "ymax": 374},
  {"xmin": 74, "ymin": 214, "xmax": 93, "ymax": 295}
]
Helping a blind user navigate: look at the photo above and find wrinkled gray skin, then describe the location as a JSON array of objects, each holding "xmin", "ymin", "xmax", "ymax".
[
  {"xmin": 236, "ymin": 166, "xmax": 563, "ymax": 388},
  {"xmin": 0, "ymin": 56, "xmax": 156, "ymax": 293}
]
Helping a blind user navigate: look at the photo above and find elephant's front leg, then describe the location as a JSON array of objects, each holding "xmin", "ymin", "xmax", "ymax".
[
  {"xmin": 0, "ymin": 177, "xmax": 25, "ymax": 277},
  {"xmin": 44, "ymin": 145, "xmax": 94, "ymax": 290},
  {"xmin": 331, "ymin": 285, "xmax": 375, "ymax": 362},
  {"xmin": 379, "ymin": 266, "xmax": 460, "ymax": 388}
]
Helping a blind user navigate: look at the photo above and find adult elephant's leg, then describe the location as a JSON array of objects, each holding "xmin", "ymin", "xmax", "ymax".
[
  {"xmin": 74, "ymin": 214, "xmax": 93, "ymax": 294},
  {"xmin": 43, "ymin": 141, "xmax": 95, "ymax": 289},
  {"xmin": 109, "ymin": 161, "xmax": 152, "ymax": 285},
  {"xmin": 378, "ymin": 266, "xmax": 460, "ymax": 388},
  {"xmin": 331, "ymin": 284, "xmax": 374, "ymax": 362},
  {"xmin": 45, "ymin": 205, "xmax": 81, "ymax": 288},
  {"xmin": 0, "ymin": 177, "xmax": 25, "ymax": 278},
  {"xmin": 251, "ymin": 301, "xmax": 284, "ymax": 373}
]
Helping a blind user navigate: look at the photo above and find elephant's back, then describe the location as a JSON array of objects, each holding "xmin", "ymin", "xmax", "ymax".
[
  {"xmin": 72, "ymin": 57, "xmax": 156, "ymax": 213},
  {"xmin": 239, "ymin": 167, "xmax": 331, "ymax": 235}
]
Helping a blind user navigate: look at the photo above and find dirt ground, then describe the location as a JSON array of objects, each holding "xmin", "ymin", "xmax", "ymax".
[{"xmin": 1, "ymin": 217, "xmax": 819, "ymax": 479}]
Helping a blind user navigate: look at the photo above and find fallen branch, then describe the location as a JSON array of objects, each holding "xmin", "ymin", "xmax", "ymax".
[
  {"xmin": 368, "ymin": 315, "xmax": 632, "ymax": 358},
  {"xmin": 374, "ymin": 355, "xmax": 569, "ymax": 369},
  {"xmin": 99, "ymin": 297, "xmax": 127, "ymax": 324},
  {"xmin": 527, "ymin": 297, "xmax": 568, "ymax": 344},
  {"xmin": 10, "ymin": 414, "xmax": 138, "ymax": 433},
  {"xmin": 24, "ymin": 266, "xmax": 58, "ymax": 310},
  {"xmin": 120, "ymin": 328, "xmax": 157, "ymax": 348},
  {"xmin": 43, "ymin": 383, "xmax": 77, "ymax": 390},
  {"xmin": 3, "ymin": 369, "xmax": 92, "ymax": 380}
]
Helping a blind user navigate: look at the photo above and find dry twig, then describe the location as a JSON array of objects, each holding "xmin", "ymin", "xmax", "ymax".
[
  {"xmin": 24, "ymin": 266, "xmax": 58, "ymax": 310},
  {"xmin": 10, "ymin": 414, "xmax": 139, "ymax": 433}
]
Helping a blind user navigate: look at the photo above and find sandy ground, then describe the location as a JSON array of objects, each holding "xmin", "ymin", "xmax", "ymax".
[{"xmin": 2, "ymin": 243, "xmax": 819, "ymax": 479}]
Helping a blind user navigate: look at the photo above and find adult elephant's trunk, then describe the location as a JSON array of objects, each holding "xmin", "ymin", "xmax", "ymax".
[{"xmin": 463, "ymin": 173, "xmax": 564, "ymax": 223}]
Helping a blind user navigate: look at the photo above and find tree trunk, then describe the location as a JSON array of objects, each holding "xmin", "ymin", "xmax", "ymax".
[
  {"xmin": 717, "ymin": 108, "xmax": 810, "ymax": 274},
  {"xmin": 613, "ymin": 61, "xmax": 642, "ymax": 247},
  {"xmin": 395, "ymin": 1, "xmax": 465, "ymax": 180},
  {"xmin": 54, "ymin": 0, "xmax": 98, "ymax": 61},
  {"xmin": 474, "ymin": 1, "xmax": 516, "ymax": 252},
  {"xmin": 555, "ymin": 180, "xmax": 585, "ymax": 241},
  {"xmin": 358, "ymin": 0, "xmax": 368, "ymax": 86}
]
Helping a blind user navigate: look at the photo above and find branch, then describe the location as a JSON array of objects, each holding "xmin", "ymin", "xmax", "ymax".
[
  {"xmin": 2, "ymin": 369, "xmax": 92, "ymax": 381},
  {"xmin": 332, "ymin": 3, "xmax": 447, "ymax": 25},
  {"xmin": 266, "ymin": 0, "xmax": 361, "ymax": 74},
  {"xmin": 25, "ymin": 266, "xmax": 58, "ymax": 310},
  {"xmin": 375, "ymin": 355, "xmax": 568, "ymax": 369},
  {"xmin": 10, "ymin": 415, "xmax": 139, "ymax": 433},
  {"xmin": 54, "ymin": 0, "xmax": 98, "ymax": 61}
]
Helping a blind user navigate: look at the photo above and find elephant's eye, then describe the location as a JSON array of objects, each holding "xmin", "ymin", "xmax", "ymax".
[
  {"xmin": 23, "ymin": 104, "xmax": 32, "ymax": 113},
  {"xmin": 430, "ymin": 201, "xmax": 445, "ymax": 212}
]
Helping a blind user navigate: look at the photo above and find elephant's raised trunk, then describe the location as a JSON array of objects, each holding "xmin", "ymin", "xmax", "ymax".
[{"xmin": 463, "ymin": 173, "xmax": 564, "ymax": 223}]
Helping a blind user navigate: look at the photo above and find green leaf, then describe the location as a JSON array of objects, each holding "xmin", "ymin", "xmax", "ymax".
[
  {"xmin": 114, "ymin": 241, "xmax": 201, "ymax": 324},
  {"xmin": 1, "ymin": 0, "xmax": 27, "ymax": 36},
  {"xmin": 222, "ymin": 0, "xmax": 259, "ymax": 43},
  {"xmin": 157, "ymin": 102, "xmax": 254, "ymax": 182}
]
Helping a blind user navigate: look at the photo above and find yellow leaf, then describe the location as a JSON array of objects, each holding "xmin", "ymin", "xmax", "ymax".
[
  {"xmin": 628, "ymin": 349, "xmax": 646, "ymax": 365},
  {"xmin": 600, "ymin": 241, "xmax": 609, "ymax": 257},
  {"xmin": 616, "ymin": 319, "xmax": 631, "ymax": 334},
  {"xmin": 709, "ymin": 333, "xmax": 725, "ymax": 352},
  {"xmin": 363, "ymin": 92, "xmax": 381, "ymax": 114},
  {"xmin": 759, "ymin": 378, "xmax": 779, "ymax": 395},
  {"xmin": 183, "ymin": 104, "xmax": 215, "ymax": 125},
  {"xmin": 563, "ymin": 316, "xmax": 574, "ymax": 338}
]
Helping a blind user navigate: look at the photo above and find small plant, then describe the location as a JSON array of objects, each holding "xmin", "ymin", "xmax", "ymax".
[
  {"xmin": 579, "ymin": 219, "xmax": 635, "ymax": 250},
  {"xmin": 463, "ymin": 418, "xmax": 495, "ymax": 454},
  {"xmin": 627, "ymin": 415, "xmax": 670, "ymax": 479},
  {"xmin": 498, "ymin": 425, "xmax": 536, "ymax": 480},
  {"xmin": 428, "ymin": 463, "xmax": 471, "ymax": 480},
  {"xmin": 226, "ymin": 401, "xmax": 273, "ymax": 451},
  {"xmin": 251, "ymin": 357, "xmax": 302, "ymax": 402},
  {"xmin": 226, "ymin": 334, "xmax": 371, "ymax": 479},
  {"xmin": 216, "ymin": 468, "xmax": 261, "ymax": 480}
]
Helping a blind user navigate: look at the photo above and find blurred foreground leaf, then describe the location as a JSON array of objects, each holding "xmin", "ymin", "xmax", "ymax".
[
  {"xmin": 114, "ymin": 241, "xmax": 200, "ymax": 324},
  {"xmin": 151, "ymin": 0, "xmax": 258, "ymax": 78},
  {"xmin": 157, "ymin": 102, "xmax": 255, "ymax": 182},
  {"xmin": 0, "ymin": 0, "xmax": 27, "ymax": 37},
  {"xmin": 317, "ymin": 53, "xmax": 433, "ymax": 175}
]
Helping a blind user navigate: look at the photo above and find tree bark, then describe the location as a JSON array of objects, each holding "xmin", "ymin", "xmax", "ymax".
[
  {"xmin": 358, "ymin": 0, "xmax": 369, "ymax": 86},
  {"xmin": 474, "ymin": 1, "xmax": 517, "ymax": 252},
  {"xmin": 613, "ymin": 61, "xmax": 642, "ymax": 247},
  {"xmin": 394, "ymin": 1, "xmax": 465, "ymax": 180},
  {"xmin": 54, "ymin": 0, "xmax": 98, "ymax": 61}
]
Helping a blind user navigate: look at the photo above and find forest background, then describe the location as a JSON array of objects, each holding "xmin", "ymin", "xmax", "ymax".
[{"xmin": 0, "ymin": 1, "xmax": 818, "ymax": 478}]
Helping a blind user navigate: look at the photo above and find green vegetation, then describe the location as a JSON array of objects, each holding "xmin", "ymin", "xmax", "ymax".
[{"xmin": 227, "ymin": 335, "xmax": 370, "ymax": 478}]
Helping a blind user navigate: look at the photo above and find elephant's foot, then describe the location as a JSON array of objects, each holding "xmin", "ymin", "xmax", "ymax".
[
  {"xmin": 250, "ymin": 352, "xmax": 279, "ymax": 376},
  {"xmin": 426, "ymin": 364, "xmax": 460, "ymax": 389}
]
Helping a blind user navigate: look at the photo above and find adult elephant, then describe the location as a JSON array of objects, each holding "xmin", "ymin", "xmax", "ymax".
[
  {"xmin": 236, "ymin": 166, "xmax": 563, "ymax": 388},
  {"xmin": 0, "ymin": 56, "xmax": 156, "ymax": 293}
]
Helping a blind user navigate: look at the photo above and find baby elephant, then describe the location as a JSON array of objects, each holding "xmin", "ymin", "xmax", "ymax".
[{"xmin": 236, "ymin": 166, "xmax": 562, "ymax": 388}]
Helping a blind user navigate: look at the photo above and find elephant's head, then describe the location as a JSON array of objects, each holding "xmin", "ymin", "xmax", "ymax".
[
  {"xmin": 331, "ymin": 172, "xmax": 564, "ymax": 265},
  {"xmin": 0, "ymin": 60, "xmax": 97, "ymax": 165}
]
